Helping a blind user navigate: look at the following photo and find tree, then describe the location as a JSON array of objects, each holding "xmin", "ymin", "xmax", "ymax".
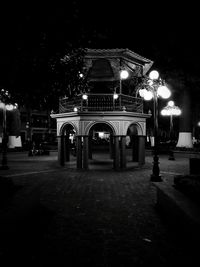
[
  {"xmin": 48, "ymin": 47, "xmax": 88, "ymax": 103},
  {"xmin": 0, "ymin": 4, "xmax": 91, "ymax": 112}
]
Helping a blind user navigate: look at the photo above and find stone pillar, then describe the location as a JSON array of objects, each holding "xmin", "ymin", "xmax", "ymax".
[
  {"xmin": 109, "ymin": 135, "xmax": 114, "ymax": 159},
  {"xmin": 58, "ymin": 135, "xmax": 65, "ymax": 166},
  {"xmin": 113, "ymin": 136, "xmax": 120, "ymax": 170},
  {"xmin": 138, "ymin": 135, "xmax": 145, "ymax": 166},
  {"xmin": 89, "ymin": 136, "xmax": 93, "ymax": 159},
  {"xmin": 120, "ymin": 136, "xmax": 126, "ymax": 169},
  {"xmin": 65, "ymin": 134, "xmax": 70, "ymax": 162},
  {"xmin": 76, "ymin": 136, "xmax": 82, "ymax": 169},
  {"xmin": 132, "ymin": 136, "xmax": 139, "ymax": 162},
  {"xmin": 83, "ymin": 136, "xmax": 89, "ymax": 169}
]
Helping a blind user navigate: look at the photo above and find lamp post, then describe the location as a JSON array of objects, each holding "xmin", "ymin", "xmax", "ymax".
[
  {"xmin": 0, "ymin": 89, "xmax": 17, "ymax": 170},
  {"xmin": 0, "ymin": 101, "xmax": 9, "ymax": 169},
  {"xmin": 81, "ymin": 93, "xmax": 88, "ymax": 111},
  {"xmin": 137, "ymin": 70, "xmax": 171, "ymax": 181},
  {"xmin": 161, "ymin": 100, "xmax": 181, "ymax": 160},
  {"xmin": 119, "ymin": 69, "xmax": 129, "ymax": 109}
]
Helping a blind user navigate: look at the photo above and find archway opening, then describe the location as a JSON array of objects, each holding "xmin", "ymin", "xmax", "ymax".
[
  {"xmin": 126, "ymin": 124, "xmax": 140, "ymax": 167},
  {"xmin": 88, "ymin": 123, "xmax": 114, "ymax": 169},
  {"xmin": 59, "ymin": 123, "xmax": 76, "ymax": 167}
]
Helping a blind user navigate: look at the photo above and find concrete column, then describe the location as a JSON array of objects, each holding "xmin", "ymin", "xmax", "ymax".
[
  {"xmin": 132, "ymin": 136, "xmax": 139, "ymax": 162},
  {"xmin": 76, "ymin": 136, "xmax": 82, "ymax": 169},
  {"xmin": 65, "ymin": 134, "xmax": 70, "ymax": 162},
  {"xmin": 138, "ymin": 135, "xmax": 145, "ymax": 166},
  {"xmin": 58, "ymin": 135, "xmax": 65, "ymax": 166},
  {"xmin": 113, "ymin": 136, "xmax": 120, "ymax": 170},
  {"xmin": 83, "ymin": 136, "xmax": 89, "ymax": 169},
  {"xmin": 89, "ymin": 136, "xmax": 93, "ymax": 159},
  {"xmin": 120, "ymin": 136, "xmax": 126, "ymax": 169},
  {"xmin": 109, "ymin": 135, "xmax": 114, "ymax": 159}
]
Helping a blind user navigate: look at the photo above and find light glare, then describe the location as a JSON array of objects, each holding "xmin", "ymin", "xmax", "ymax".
[
  {"xmin": 82, "ymin": 94, "xmax": 88, "ymax": 100},
  {"xmin": 120, "ymin": 70, "xmax": 129, "ymax": 80},
  {"xmin": 168, "ymin": 101, "xmax": 174, "ymax": 107},
  {"xmin": 149, "ymin": 70, "xmax": 159, "ymax": 80},
  {"xmin": 144, "ymin": 91, "xmax": 153, "ymax": 101},
  {"xmin": 113, "ymin": 93, "xmax": 119, "ymax": 100},
  {"xmin": 157, "ymin": 86, "xmax": 171, "ymax": 99}
]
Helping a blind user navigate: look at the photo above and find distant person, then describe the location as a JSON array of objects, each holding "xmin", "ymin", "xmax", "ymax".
[{"xmin": 28, "ymin": 141, "xmax": 37, "ymax": 156}]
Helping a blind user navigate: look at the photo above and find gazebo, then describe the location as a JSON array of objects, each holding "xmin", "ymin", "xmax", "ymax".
[{"xmin": 51, "ymin": 48, "xmax": 153, "ymax": 170}]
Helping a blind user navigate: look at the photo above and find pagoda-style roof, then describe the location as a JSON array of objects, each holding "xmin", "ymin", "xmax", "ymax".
[
  {"xmin": 56, "ymin": 48, "xmax": 154, "ymax": 114},
  {"xmin": 85, "ymin": 48, "xmax": 153, "ymax": 79}
]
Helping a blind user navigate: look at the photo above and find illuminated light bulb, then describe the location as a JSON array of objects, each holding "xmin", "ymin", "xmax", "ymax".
[
  {"xmin": 143, "ymin": 91, "xmax": 153, "ymax": 101},
  {"xmin": 149, "ymin": 70, "xmax": 159, "ymax": 80},
  {"xmin": 168, "ymin": 101, "xmax": 174, "ymax": 107},
  {"xmin": 113, "ymin": 93, "xmax": 119, "ymax": 100},
  {"xmin": 82, "ymin": 94, "xmax": 88, "ymax": 100},
  {"xmin": 120, "ymin": 70, "xmax": 129, "ymax": 79},
  {"xmin": 161, "ymin": 109, "xmax": 167, "ymax": 116},
  {"xmin": 5, "ymin": 104, "xmax": 14, "ymax": 110},
  {"xmin": 139, "ymin": 89, "xmax": 147, "ymax": 98},
  {"xmin": 157, "ymin": 85, "xmax": 171, "ymax": 99}
]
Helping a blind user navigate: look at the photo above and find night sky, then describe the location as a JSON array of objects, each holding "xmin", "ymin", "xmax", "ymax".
[{"xmin": 0, "ymin": 1, "xmax": 199, "ymax": 99}]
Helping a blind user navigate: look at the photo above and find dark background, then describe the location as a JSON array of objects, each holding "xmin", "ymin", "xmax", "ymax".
[
  {"xmin": 0, "ymin": 1, "xmax": 199, "ymax": 125},
  {"xmin": 0, "ymin": 1, "xmax": 199, "ymax": 74}
]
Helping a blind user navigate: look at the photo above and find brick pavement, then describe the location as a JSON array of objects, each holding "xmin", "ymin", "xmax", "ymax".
[{"xmin": 0, "ymin": 151, "xmax": 198, "ymax": 266}]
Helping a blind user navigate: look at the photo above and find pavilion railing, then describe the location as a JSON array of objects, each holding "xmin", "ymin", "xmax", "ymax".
[{"xmin": 59, "ymin": 94, "xmax": 143, "ymax": 113}]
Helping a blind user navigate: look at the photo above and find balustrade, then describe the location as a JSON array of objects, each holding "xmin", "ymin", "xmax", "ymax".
[{"xmin": 59, "ymin": 94, "xmax": 143, "ymax": 113}]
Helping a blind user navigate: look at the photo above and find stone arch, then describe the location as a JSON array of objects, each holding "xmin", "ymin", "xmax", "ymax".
[
  {"xmin": 126, "ymin": 122, "xmax": 145, "ymax": 165},
  {"xmin": 58, "ymin": 122, "xmax": 77, "ymax": 166},
  {"xmin": 125, "ymin": 121, "xmax": 144, "ymax": 136},
  {"xmin": 85, "ymin": 121, "xmax": 117, "ymax": 136},
  {"xmin": 59, "ymin": 121, "xmax": 78, "ymax": 136},
  {"xmin": 85, "ymin": 122, "xmax": 117, "ymax": 170}
]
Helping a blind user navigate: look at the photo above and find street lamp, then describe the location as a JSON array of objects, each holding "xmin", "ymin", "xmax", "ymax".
[
  {"xmin": 119, "ymin": 70, "xmax": 129, "ymax": 94},
  {"xmin": 137, "ymin": 70, "xmax": 171, "ymax": 181},
  {"xmin": 0, "ymin": 89, "xmax": 18, "ymax": 169},
  {"xmin": 82, "ymin": 93, "xmax": 88, "ymax": 100},
  {"xmin": 161, "ymin": 100, "xmax": 181, "ymax": 160},
  {"xmin": 119, "ymin": 69, "xmax": 129, "ymax": 108},
  {"xmin": 113, "ymin": 92, "xmax": 119, "ymax": 100}
]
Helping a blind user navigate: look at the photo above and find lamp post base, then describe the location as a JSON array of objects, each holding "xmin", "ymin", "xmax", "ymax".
[
  {"xmin": 150, "ymin": 154, "xmax": 162, "ymax": 182},
  {"xmin": 150, "ymin": 174, "xmax": 162, "ymax": 182}
]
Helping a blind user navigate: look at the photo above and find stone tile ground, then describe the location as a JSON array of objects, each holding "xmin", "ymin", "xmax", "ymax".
[{"xmin": 0, "ymin": 151, "xmax": 198, "ymax": 266}]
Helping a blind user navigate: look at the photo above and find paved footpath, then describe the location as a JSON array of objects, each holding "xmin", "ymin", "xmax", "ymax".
[{"xmin": 0, "ymin": 151, "xmax": 198, "ymax": 266}]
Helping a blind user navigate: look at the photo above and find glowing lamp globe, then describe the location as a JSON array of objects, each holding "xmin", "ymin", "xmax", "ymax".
[
  {"xmin": 139, "ymin": 89, "xmax": 147, "ymax": 98},
  {"xmin": 161, "ymin": 109, "xmax": 167, "ymax": 116},
  {"xmin": 0, "ymin": 102, "xmax": 5, "ymax": 109},
  {"xmin": 5, "ymin": 104, "xmax": 14, "ymax": 111},
  {"xmin": 82, "ymin": 94, "xmax": 88, "ymax": 100},
  {"xmin": 168, "ymin": 101, "xmax": 174, "ymax": 107},
  {"xmin": 174, "ymin": 108, "xmax": 181, "ymax": 116},
  {"xmin": 143, "ymin": 91, "xmax": 153, "ymax": 101},
  {"xmin": 149, "ymin": 70, "xmax": 159, "ymax": 80},
  {"xmin": 113, "ymin": 93, "xmax": 119, "ymax": 100},
  {"xmin": 157, "ymin": 85, "xmax": 171, "ymax": 99},
  {"xmin": 120, "ymin": 70, "xmax": 129, "ymax": 80}
]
